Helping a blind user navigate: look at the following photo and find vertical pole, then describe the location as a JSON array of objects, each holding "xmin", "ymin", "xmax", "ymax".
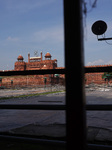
[
  {"xmin": 41, "ymin": 51, "xmax": 43, "ymax": 61},
  {"xmin": 64, "ymin": 0, "xmax": 86, "ymax": 149},
  {"xmin": 28, "ymin": 53, "xmax": 30, "ymax": 63},
  {"xmin": 0, "ymin": 78, "xmax": 2, "ymax": 87},
  {"xmin": 27, "ymin": 75, "xmax": 28, "ymax": 87}
]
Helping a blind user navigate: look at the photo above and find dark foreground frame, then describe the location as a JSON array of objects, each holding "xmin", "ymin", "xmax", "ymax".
[{"xmin": 0, "ymin": 0, "xmax": 112, "ymax": 150}]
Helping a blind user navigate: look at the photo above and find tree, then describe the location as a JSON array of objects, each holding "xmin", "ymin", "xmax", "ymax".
[{"xmin": 102, "ymin": 72, "xmax": 112, "ymax": 85}]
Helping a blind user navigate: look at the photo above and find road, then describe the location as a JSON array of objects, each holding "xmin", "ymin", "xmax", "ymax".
[
  {"xmin": 0, "ymin": 90, "xmax": 112, "ymax": 132},
  {"xmin": 0, "ymin": 92, "xmax": 65, "ymax": 131},
  {"xmin": 86, "ymin": 90, "xmax": 112, "ymax": 129}
]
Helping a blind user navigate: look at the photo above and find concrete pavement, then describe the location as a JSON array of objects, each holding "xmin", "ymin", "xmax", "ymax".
[
  {"xmin": 0, "ymin": 92, "xmax": 65, "ymax": 132},
  {"xmin": 0, "ymin": 89, "xmax": 112, "ymax": 143},
  {"xmin": 86, "ymin": 90, "xmax": 112, "ymax": 129},
  {"xmin": 86, "ymin": 90, "xmax": 112, "ymax": 143},
  {"xmin": 8, "ymin": 124, "xmax": 112, "ymax": 143}
]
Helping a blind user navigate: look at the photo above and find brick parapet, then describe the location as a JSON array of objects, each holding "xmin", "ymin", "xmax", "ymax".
[
  {"xmin": 85, "ymin": 64, "xmax": 112, "ymax": 85},
  {"xmin": 85, "ymin": 64, "xmax": 112, "ymax": 68}
]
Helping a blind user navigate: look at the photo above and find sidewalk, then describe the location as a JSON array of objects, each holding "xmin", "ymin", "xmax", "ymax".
[
  {"xmin": 9, "ymin": 123, "xmax": 66, "ymax": 139},
  {"xmin": 4, "ymin": 124, "xmax": 112, "ymax": 144},
  {"xmin": 87, "ymin": 126, "xmax": 112, "ymax": 143}
]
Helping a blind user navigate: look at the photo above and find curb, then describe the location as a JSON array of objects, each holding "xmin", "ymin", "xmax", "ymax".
[{"xmin": 87, "ymin": 126, "xmax": 112, "ymax": 142}]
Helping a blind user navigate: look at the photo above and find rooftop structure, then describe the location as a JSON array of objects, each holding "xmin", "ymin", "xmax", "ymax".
[{"xmin": 14, "ymin": 52, "xmax": 57, "ymax": 71}]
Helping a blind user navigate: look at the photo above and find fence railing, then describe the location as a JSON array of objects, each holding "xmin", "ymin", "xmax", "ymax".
[
  {"xmin": 0, "ymin": 69, "xmax": 65, "ymax": 76},
  {"xmin": 0, "ymin": 69, "xmax": 66, "ymax": 148},
  {"xmin": 85, "ymin": 66, "xmax": 112, "ymax": 150},
  {"xmin": 0, "ymin": 104, "xmax": 66, "ymax": 110},
  {"xmin": 1, "ymin": 67, "xmax": 112, "ymax": 149},
  {"xmin": 85, "ymin": 66, "xmax": 112, "ymax": 73}
]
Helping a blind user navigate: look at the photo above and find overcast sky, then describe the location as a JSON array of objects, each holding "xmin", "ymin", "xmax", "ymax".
[
  {"xmin": 0, "ymin": 0, "xmax": 64, "ymax": 70},
  {"xmin": 84, "ymin": 0, "xmax": 112, "ymax": 66}
]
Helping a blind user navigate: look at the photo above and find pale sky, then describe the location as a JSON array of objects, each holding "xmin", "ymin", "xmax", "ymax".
[
  {"xmin": 84, "ymin": 0, "xmax": 112, "ymax": 66},
  {"xmin": 1, "ymin": 0, "xmax": 112, "ymax": 70},
  {"xmin": 0, "ymin": 0, "xmax": 64, "ymax": 70}
]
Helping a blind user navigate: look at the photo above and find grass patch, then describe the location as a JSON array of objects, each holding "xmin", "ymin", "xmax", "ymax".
[{"xmin": 0, "ymin": 90, "xmax": 65, "ymax": 100}]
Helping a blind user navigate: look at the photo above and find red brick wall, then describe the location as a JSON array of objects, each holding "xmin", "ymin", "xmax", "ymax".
[
  {"xmin": 1, "ymin": 75, "xmax": 48, "ymax": 88},
  {"xmin": 85, "ymin": 72, "xmax": 105, "ymax": 84},
  {"xmin": 1, "ymin": 75, "xmax": 65, "ymax": 88},
  {"xmin": 85, "ymin": 64, "xmax": 112, "ymax": 85}
]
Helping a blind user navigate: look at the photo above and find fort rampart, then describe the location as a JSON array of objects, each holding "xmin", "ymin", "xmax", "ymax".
[
  {"xmin": 0, "ymin": 75, "xmax": 65, "ymax": 88},
  {"xmin": 0, "ymin": 52, "xmax": 65, "ymax": 88},
  {"xmin": 1, "ymin": 51, "xmax": 110, "ymax": 87},
  {"xmin": 85, "ymin": 64, "xmax": 112, "ymax": 85}
]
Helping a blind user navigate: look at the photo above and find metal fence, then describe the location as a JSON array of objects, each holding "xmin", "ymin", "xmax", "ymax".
[
  {"xmin": 86, "ymin": 66, "xmax": 112, "ymax": 150},
  {"xmin": 1, "ymin": 67, "xmax": 112, "ymax": 150},
  {"xmin": 0, "ymin": 69, "xmax": 66, "ymax": 148},
  {"xmin": 1, "ymin": 0, "xmax": 112, "ymax": 149}
]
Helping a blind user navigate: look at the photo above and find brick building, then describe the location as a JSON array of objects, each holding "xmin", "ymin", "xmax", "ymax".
[
  {"xmin": 0, "ymin": 52, "xmax": 65, "ymax": 88},
  {"xmin": 15, "ymin": 52, "xmax": 57, "ymax": 71}
]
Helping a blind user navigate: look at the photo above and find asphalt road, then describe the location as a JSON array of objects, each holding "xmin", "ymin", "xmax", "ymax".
[
  {"xmin": 86, "ymin": 90, "xmax": 112, "ymax": 129},
  {"xmin": 0, "ymin": 92, "xmax": 65, "ymax": 131},
  {"xmin": 0, "ymin": 90, "xmax": 112, "ymax": 132}
]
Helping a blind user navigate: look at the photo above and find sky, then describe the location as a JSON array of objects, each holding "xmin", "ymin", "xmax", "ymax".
[
  {"xmin": 0, "ymin": 0, "xmax": 64, "ymax": 70},
  {"xmin": 1, "ymin": 0, "xmax": 112, "ymax": 70},
  {"xmin": 84, "ymin": 0, "xmax": 112, "ymax": 66}
]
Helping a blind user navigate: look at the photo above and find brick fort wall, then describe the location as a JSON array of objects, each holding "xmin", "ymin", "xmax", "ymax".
[{"xmin": 85, "ymin": 65, "xmax": 112, "ymax": 85}]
